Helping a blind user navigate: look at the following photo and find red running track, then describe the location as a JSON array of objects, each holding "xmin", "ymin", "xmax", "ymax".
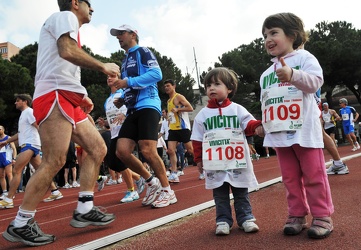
[{"xmin": 0, "ymin": 144, "xmax": 360, "ymax": 249}]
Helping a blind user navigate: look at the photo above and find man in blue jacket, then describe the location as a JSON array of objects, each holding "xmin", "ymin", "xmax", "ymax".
[{"xmin": 110, "ymin": 24, "xmax": 177, "ymax": 208}]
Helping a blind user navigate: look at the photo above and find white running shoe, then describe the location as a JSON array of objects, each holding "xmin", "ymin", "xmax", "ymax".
[
  {"xmin": 168, "ymin": 172, "xmax": 180, "ymax": 183},
  {"xmin": 117, "ymin": 176, "xmax": 123, "ymax": 184},
  {"xmin": 215, "ymin": 222, "xmax": 230, "ymax": 235},
  {"xmin": 142, "ymin": 178, "xmax": 161, "ymax": 206},
  {"xmin": 43, "ymin": 192, "xmax": 63, "ymax": 202},
  {"xmin": 199, "ymin": 173, "xmax": 205, "ymax": 180},
  {"xmin": 135, "ymin": 177, "xmax": 145, "ymax": 194},
  {"xmin": 240, "ymin": 219, "xmax": 259, "ymax": 233},
  {"xmin": 97, "ymin": 176, "xmax": 107, "ymax": 191},
  {"xmin": 106, "ymin": 178, "xmax": 117, "ymax": 185},
  {"xmin": 356, "ymin": 142, "xmax": 360, "ymax": 150},
  {"xmin": 120, "ymin": 191, "xmax": 139, "ymax": 203},
  {"xmin": 151, "ymin": 189, "xmax": 177, "ymax": 208},
  {"xmin": 72, "ymin": 181, "xmax": 80, "ymax": 188},
  {"xmin": 63, "ymin": 183, "xmax": 71, "ymax": 189}
]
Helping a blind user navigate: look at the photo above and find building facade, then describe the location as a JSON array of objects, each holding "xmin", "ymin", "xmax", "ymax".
[{"xmin": 0, "ymin": 41, "xmax": 20, "ymax": 60}]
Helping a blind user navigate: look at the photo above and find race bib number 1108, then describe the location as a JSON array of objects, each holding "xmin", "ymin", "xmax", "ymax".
[{"xmin": 202, "ymin": 130, "xmax": 247, "ymax": 170}]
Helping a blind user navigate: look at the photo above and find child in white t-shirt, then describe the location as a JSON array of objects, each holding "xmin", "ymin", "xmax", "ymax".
[
  {"xmin": 259, "ymin": 12, "xmax": 334, "ymax": 239},
  {"xmin": 191, "ymin": 67, "xmax": 263, "ymax": 235}
]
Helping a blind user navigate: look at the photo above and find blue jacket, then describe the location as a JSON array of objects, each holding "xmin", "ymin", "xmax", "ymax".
[{"xmin": 121, "ymin": 45, "xmax": 163, "ymax": 115}]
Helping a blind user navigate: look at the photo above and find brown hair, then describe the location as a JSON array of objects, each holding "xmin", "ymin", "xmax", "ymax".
[
  {"xmin": 203, "ymin": 67, "xmax": 238, "ymax": 99},
  {"xmin": 262, "ymin": 12, "xmax": 307, "ymax": 50},
  {"xmin": 15, "ymin": 93, "xmax": 33, "ymax": 107}
]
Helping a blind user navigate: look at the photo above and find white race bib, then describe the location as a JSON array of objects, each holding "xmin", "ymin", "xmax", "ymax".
[
  {"xmin": 202, "ymin": 130, "xmax": 247, "ymax": 170},
  {"xmin": 261, "ymin": 85, "xmax": 304, "ymax": 133},
  {"xmin": 342, "ymin": 113, "xmax": 349, "ymax": 120}
]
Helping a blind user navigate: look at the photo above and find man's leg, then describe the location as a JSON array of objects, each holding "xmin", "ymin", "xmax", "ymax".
[
  {"xmin": 139, "ymin": 140, "xmax": 169, "ymax": 186},
  {"xmin": 323, "ymin": 129, "xmax": 341, "ymax": 161},
  {"xmin": 64, "ymin": 168, "xmax": 69, "ymax": 185},
  {"xmin": 21, "ymin": 106, "xmax": 72, "ymax": 211},
  {"xmin": 117, "ymin": 138, "xmax": 151, "ymax": 179},
  {"xmin": 3, "ymin": 151, "xmax": 35, "ymax": 201},
  {"xmin": 167, "ymin": 140, "xmax": 178, "ymax": 173},
  {"xmin": 72, "ymin": 120, "xmax": 107, "ymax": 192}
]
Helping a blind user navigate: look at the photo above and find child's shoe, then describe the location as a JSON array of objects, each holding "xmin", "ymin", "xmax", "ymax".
[
  {"xmin": 307, "ymin": 217, "xmax": 333, "ymax": 239},
  {"xmin": 240, "ymin": 218, "xmax": 259, "ymax": 233},
  {"xmin": 215, "ymin": 222, "xmax": 230, "ymax": 235},
  {"xmin": 283, "ymin": 216, "xmax": 307, "ymax": 235}
]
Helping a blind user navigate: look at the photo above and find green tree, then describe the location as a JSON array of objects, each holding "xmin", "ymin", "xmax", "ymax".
[
  {"xmin": 306, "ymin": 21, "xmax": 361, "ymax": 107},
  {"xmin": 0, "ymin": 59, "xmax": 34, "ymax": 132},
  {"xmin": 11, "ymin": 42, "xmax": 38, "ymax": 79}
]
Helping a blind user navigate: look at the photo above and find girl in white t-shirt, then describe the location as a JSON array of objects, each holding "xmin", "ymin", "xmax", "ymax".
[
  {"xmin": 260, "ymin": 12, "xmax": 334, "ymax": 239},
  {"xmin": 191, "ymin": 67, "xmax": 263, "ymax": 235}
]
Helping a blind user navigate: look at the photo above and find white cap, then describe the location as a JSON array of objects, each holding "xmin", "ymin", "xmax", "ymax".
[{"xmin": 110, "ymin": 24, "xmax": 138, "ymax": 36}]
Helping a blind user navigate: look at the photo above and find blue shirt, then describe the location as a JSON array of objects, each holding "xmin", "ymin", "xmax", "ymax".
[
  {"xmin": 121, "ymin": 45, "xmax": 163, "ymax": 115},
  {"xmin": 339, "ymin": 106, "xmax": 357, "ymax": 126}
]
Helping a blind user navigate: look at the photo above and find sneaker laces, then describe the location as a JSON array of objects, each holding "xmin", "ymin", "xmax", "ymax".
[
  {"xmin": 28, "ymin": 220, "xmax": 45, "ymax": 236},
  {"xmin": 88, "ymin": 206, "xmax": 109, "ymax": 218},
  {"xmin": 155, "ymin": 190, "xmax": 167, "ymax": 202}
]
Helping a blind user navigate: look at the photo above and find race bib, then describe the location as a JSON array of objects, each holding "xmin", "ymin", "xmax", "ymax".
[
  {"xmin": 261, "ymin": 86, "xmax": 304, "ymax": 133},
  {"xmin": 202, "ymin": 130, "xmax": 247, "ymax": 170},
  {"xmin": 323, "ymin": 116, "xmax": 330, "ymax": 123},
  {"xmin": 342, "ymin": 113, "xmax": 349, "ymax": 120}
]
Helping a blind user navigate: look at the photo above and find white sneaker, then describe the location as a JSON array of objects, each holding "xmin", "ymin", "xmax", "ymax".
[
  {"xmin": 106, "ymin": 178, "xmax": 117, "ymax": 185},
  {"xmin": 151, "ymin": 189, "xmax": 177, "ymax": 208},
  {"xmin": 142, "ymin": 178, "xmax": 161, "ymax": 206},
  {"xmin": 199, "ymin": 173, "xmax": 205, "ymax": 180},
  {"xmin": 356, "ymin": 142, "xmax": 360, "ymax": 150},
  {"xmin": 168, "ymin": 172, "xmax": 180, "ymax": 183},
  {"xmin": 240, "ymin": 219, "xmax": 259, "ymax": 233},
  {"xmin": 352, "ymin": 146, "xmax": 358, "ymax": 151},
  {"xmin": 63, "ymin": 183, "xmax": 71, "ymax": 189},
  {"xmin": 72, "ymin": 181, "xmax": 80, "ymax": 188},
  {"xmin": 117, "ymin": 176, "xmax": 123, "ymax": 184},
  {"xmin": 120, "ymin": 190, "xmax": 139, "ymax": 203},
  {"xmin": 215, "ymin": 222, "xmax": 230, "ymax": 235},
  {"xmin": 166, "ymin": 170, "xmax": 170, "ymax": 177},
  {"xmin": 177, "ymin": 170, "xmax": 184, "ymax": 176},
  {"xmin": 97, "ymin": 176, "xmax": 107, "ymax": 191}
]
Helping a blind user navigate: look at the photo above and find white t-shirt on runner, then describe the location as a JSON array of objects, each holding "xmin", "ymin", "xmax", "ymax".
[{"xmin": 34, "ymin": 11, "xmax": 87, "ymax": 100}]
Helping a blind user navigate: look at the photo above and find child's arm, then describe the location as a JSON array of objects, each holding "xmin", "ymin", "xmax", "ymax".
[
  {"xmin": 278, "ymin": 57, "xmax": 323, "ymax": 94},
  {"xmin": 192, "ymin": 140, "xmax": 203, "ymax": 174}
]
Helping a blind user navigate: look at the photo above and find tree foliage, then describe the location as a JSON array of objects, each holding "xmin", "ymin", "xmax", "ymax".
[{"xmin": 306, "ymin": 21, "xmax": 361, "ymax": 107}]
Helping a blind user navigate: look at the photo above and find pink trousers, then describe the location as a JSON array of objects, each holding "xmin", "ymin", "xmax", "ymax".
[{"xmin": 275, "ymin": 144, "xmax": 334, "ymax": 218}]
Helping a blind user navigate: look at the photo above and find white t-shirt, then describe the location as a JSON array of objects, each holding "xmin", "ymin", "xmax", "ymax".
[
  {"xmin": 191, "ymin": 102, "xmax": 258, "ymax": 190},
  {"xmin": 18, "ymin": 107, "xmax": 41, "ymax": 148},
  {"xmin": 260, "ymin": 49, "xmax": 324, "ymax": 148},
  {"xmin": 34, "ymin": 11, "xmax": 87, "ymax": 99},
  {"xmin": 157, "ymin": 136, "xmax": 167, "ymax": 149},
  {"xmin": 105, "ymin": 89, "xmax": 127, "ymax": 139},
  {"xmin": 160, "ymin": 119, "xmax": 169, "ymax": 140},
  {"xmin": 322, "ymin": 110, "xmax": 335, "ymax": 130}
]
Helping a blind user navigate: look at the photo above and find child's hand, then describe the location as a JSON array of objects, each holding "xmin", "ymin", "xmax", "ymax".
[{"xmin": 276, "ymin": 57, "xmax": 293, "ymax": 83}]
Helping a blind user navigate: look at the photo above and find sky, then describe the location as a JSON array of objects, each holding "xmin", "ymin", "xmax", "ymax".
[{"xmin": 1, "ymin": 0, "xmax": 361, "ymax": 82}]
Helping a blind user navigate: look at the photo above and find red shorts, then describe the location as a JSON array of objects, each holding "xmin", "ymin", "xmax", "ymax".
[{"xmin": 33, "ymin": 90, "xmax": 87, "ymax": 126}]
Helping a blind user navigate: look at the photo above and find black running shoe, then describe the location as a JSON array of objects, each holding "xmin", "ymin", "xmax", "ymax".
[
  {"xmin": 70, "ymin": 206, "xmax": 115, "ymax": 228},
  {"xmin": 3, "ymin": 218, "xmax": 55, "ymax": 246}
]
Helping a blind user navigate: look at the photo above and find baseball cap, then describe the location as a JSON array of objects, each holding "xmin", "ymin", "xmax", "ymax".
[
  {"xmin": 110, "ymin": 24, "xmax": 138, "ymax": 36},
  {"xmin": 339, "ymin": 98, "xmax": 348, "ymax": 105}
]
